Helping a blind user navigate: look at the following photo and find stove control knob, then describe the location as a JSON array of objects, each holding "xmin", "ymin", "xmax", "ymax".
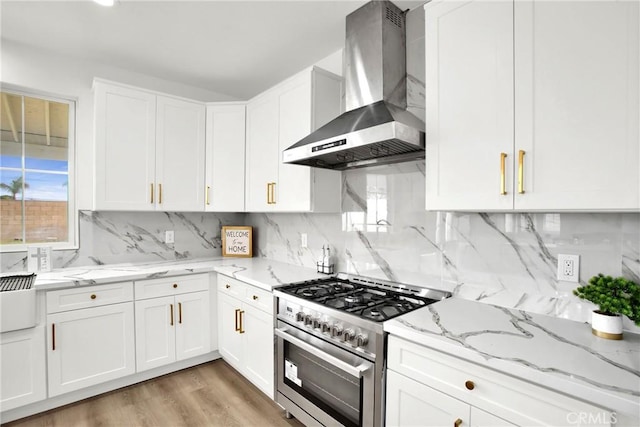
[
  {"xmin": 295, "ymin": 312, "xmax": 305, "ymax": 322},
  {"xmin": 330, "ymin": 324, "xmax": 343, "ymax": 337},
  {"xmin": 304, "ymin": 314, "xmax": 313, "ymax": 326},
  {"xmin": 320, "ymin": 321, "xmax": 331, "ymax": 333},
  {"xmin": 312, "ymin": 318, "xmax": 321, "ymax": 329},
  {"xmin": 343, "ymin": 329, "xmax": 356, "ymax": 342},
  {"xmin": 356, "ymin": 334, "xmax": 369, "ymax": 347}
]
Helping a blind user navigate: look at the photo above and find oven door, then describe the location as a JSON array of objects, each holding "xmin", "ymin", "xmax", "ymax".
[{"xmin": 275, "ymin": 325, "xmax": 374, "ymax": 427}]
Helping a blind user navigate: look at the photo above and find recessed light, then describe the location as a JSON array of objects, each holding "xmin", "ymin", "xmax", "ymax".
[{"xmin": 93, "ymin": 0, "xmax": 115, "ymax": 6}]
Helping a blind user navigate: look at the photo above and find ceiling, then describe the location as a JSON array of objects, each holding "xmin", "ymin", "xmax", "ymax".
[{"xmin": 0, "ymin": 0, "xmax": 426, "ymax": 100}]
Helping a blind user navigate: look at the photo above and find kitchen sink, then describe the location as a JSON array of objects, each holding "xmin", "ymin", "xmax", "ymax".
[{"xmin": 0, "ymin": 274, "xmax": 37, "ymax": 333}]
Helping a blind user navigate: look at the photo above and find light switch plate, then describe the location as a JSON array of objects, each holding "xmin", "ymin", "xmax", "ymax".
[{"xmin": 165, "ymin": 230, "xmax": 175, "ymax": 244}]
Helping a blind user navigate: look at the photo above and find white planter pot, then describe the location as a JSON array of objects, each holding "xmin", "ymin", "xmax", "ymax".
[{"xmin": 591, "ymin": 310, "xmax": 623, "ymax": 340}]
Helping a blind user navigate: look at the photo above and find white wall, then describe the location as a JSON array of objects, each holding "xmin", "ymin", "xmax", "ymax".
[{"xmin": 0, "ymin": 40, "xmax": 239, "ymax": 210}]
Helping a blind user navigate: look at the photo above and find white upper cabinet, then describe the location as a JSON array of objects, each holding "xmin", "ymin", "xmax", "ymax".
[
  {"xmin": 156, "ymin": 96, "xmax": 206, "ymax": 211},
  {"xmin": 205, "ymin": 103, "xmax": 246, "ymax": 212},
  {"xmin": 245, "ymin": 66, "xmax": 343, "ymax": 212},
  {"xmin": 94, "ymin": 80, "xmax": 206, "ymax": 211},
  {"xmin": 94, "ymin": 83, "xmax": 156, "ymax": 211},
  {"xmin": 425, "ymin": 0, "xmax": 639, "ymax": 212}
]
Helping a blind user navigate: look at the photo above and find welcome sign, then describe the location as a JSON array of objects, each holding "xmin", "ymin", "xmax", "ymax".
[{"xmin": 222, "ymin": 226, "xmax": 253, "ymax": 258}]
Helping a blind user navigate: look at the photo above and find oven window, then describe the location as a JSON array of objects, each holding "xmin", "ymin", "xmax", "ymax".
[{"xmin": 283, "ymin": 341, "xmax": 362, "ymax": 427}]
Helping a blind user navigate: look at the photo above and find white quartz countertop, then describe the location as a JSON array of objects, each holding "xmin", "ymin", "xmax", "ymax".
[
  {"xmin": 14, "ymin": 257, "xmax": 326, "ymax": 292},
  {"xmin": 384, "ymin": 298, "xmax": 640, "ymax": 419}
]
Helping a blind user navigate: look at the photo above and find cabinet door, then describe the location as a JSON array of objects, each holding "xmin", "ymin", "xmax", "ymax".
[
  {"xmin": 425, "ymin": 0, "xmax": 514, "ymax": 211},
  {"xmin": 156, "ymin": 96, "xmax": 206, "ymax": 211},
  {"xmin": 94, "ymin": 83, "xmax": 156, "ymax": 210},
  {"xmin": 277, "ymin": 77, "xmax": 313, "ymax": 211},
  {"xmin": 47, "ymin": 303, "xmax": 135, "ymax": 396},
  {"xmin": 0, "ymin": 326, "xmax": 46, "ymax": 411},
  {"xmin": 514, "ymin": 0, "xmax": 639, "ymax": 210},
  {"xmin": 386, "ymin": 370, "xmax": 470, "ymax": 427},
  {"xmin": 217, "ymin": 292, "xmax": 243, "ymax": 369},
  {"xmin": 135, "ymin": 296, "xmax": 176, "ymax": 372},
  {"xmin": 205, "ymin": 104, "xmax": 246, "ymax": 212},
  {"xmin": 175, "ymin": 291, "xmax": 210, "ymax": 361},
  {"xmin": 242, "ymin": 305, "xmax": 274, "ymax": 398},
  {"xmin": 245, "ymin": 94, "xmax": 279, "ymax": 211},
  {"xmin": 471, "ymin": 407, "xmax": 516, "ymax": 427}
]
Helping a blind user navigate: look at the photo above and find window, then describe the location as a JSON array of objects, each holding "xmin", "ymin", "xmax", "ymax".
[{"xmin": 0, "ymin": 87, "xmax": 76, "ymax": 251}]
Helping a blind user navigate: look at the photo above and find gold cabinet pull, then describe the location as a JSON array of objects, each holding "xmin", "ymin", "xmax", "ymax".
[
  {"xmin": 266, "ymin": 183, "xmax": 270, "ymax": 204},
  {"xmin": 225, "ymin": 284, "xmax": 231, "ymax": 289},
  {"xmin": 252, "ymin": 295, "xmax": 258, "ymax": 300},
  {"xmin": 159, "ymin": 183, "xmax": 163, "ymax": 203},
  {"xmin": 173, "ymin": 283, "xmax": 178, "ymax": 289},
  {"xmin": 518, "ymin": 150, "xmax": 525, "ymax": 194},
  {"xmin": 178, "ymin": 302, "xmax": 182, "ymax": 324},
  {"xmin": 239, "ymin": 310, "xmax": 245, "ymax": 334},
  {"xmin": 206, "ymin": 186, "xmax": 211, "ymax": 205},
  {"xmin": 454, "ymin": 419, "xmax": 463, "ymax": 427},
  {"xmin": 465, "ymin": 380, "xmax": 475, "ymax": 390},
  {"xmin": 170, "ymin": 304, "xmax": 174, "ymax": 326},
  {"xmin": 270, "ymin": 182, "xmax": 276, "ymax": 204},
  {"xmin": 90, "ymin": 294, "xmax": 97, "ymax": 300},
  {"xmin": 150, "ymin": 183, "xmax": 154, "ymax": 204},
  {"xmin": 235, "ymin": 308, "xmax": 241, "ymax": 331},
  {"xmin": 52, "ymin": 323, "xmax": 56, "ymax": 351},
  {"xmin": 500, "ymin": 152, "xmax": 507, "ymax": 195}
]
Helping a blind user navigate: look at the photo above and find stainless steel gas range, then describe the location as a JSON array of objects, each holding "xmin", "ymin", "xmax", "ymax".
[{"xmin": 273, "ymin": 274, "xmax": 451, "ymax": 427}]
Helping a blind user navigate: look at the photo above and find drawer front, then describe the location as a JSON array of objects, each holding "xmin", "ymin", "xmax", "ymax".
[
  {"xmin": 243, "ymin": 285, "xmax": 273, "ymax": 315},
  {"xmin": 47, "ymin": 282, "xmax": 133, "ymax": 313},
  {"xmin": 217, "ymin": 274, "xmax": 273, "ymax": 315},
  {"xmin": 387, "ymin": 336, "xmax": 611, "ymax": 427},
  {"xmin": 135, "ymin": 274, "xmax": 208, "ymax": 300},
  {"xmin": 217, "ymin": 274, "xmax": 247, "ymax": 300}
]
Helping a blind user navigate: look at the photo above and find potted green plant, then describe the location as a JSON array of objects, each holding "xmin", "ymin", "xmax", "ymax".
[{"xmin": 573, "ymin": 274, "xmax": 640, "ymax": 340}]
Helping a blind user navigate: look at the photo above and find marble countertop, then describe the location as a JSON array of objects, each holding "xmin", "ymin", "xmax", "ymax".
[
  {"xmin": 8, "ymin": 257, "xmax": 326, "ymax": 292},
  {"xmin": 384, "ymin": 298, "xmax": 640, "ymax": 419}
]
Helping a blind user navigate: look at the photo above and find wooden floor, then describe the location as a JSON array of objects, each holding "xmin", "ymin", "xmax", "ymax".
[{"xmin": 4, "ymin": 360, "xmax": 304, "ymax": 427}]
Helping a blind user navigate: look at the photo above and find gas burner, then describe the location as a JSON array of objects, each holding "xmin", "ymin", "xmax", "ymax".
[
  {"xmin": 301, "ymin": 287, "xmax": 321, "ymax": 298},
  {"xmin": 369, "ymin": 308, "xmax": 383, "ymax": 317},
  {"xmin": 344, "ymin": 295, "xmax": 364, "ymax": 305}
]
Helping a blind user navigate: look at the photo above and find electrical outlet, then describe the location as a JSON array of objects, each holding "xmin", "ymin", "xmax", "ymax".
[
  {"xmin": 165, "ymin": 230, "xmax": 175, "ymax": 244},
  {"xmin": 301, "ymin": 233, "xmax": 308, "ymax": 248},
  {"xmin": 557, "ymin": 254, "xmax": 580, "ymax": 282}
]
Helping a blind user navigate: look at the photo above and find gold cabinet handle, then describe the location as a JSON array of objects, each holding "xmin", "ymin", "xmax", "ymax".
[
  {"xmin": 252, "ymin": 295, "xmax": 258, "ymax": 300},
  {"xmin": 270, "ymin": 182, "xmax": 276, "ymax": 204},
  {"xmin": 465, "ymin": 380, "xmax": 475, "ymax": 390},
  {"xmin": 239, "ymin": 310, "xmax": 245, "ymax": 334},
  {"xmin": 150, "ymin": 183, "xmax": 154, "ymax": 204},
  {"xmin": 518, "ymin": 150, "xmax": 525, "ymax": 194},
  {"xmin": 235, "ymin": 308, "xmax": 241, "ymax": 331},
  {"xmin": 500, "ymin": 152, "xmax": 507, "ymax": 195},
  {"xmin": 178, "ymin": 302, "xmax": 182, "ymax": 324},
  {"xmin": 266, "ymin": 183, "xmax": 272, "ymax": 204},
  {"xmin": 159, "ymin": 183, "xmax": 163, "ymax": 204},
  {"xmin": 52, "ymin": 323, "xmax": 56, "ymax": 351},
  {"xmin": 454, "ymin": 419, "xmax": 463, "ymax": 427},
  {"xmin": 170, "ymin": 304, "xmax": 174, "ymax": 326},
  {"xmin": 90, "ymin": 294, "xmax": 97, "ymax": 300},
  {"xmin": 206, "ymin": 186, "xmax": 211, "ymax": 205},
  {"xmin": 225, "ymin": 284, "xmax": 231, "ymax": 289},
  {"xmin": 173, "ymin": 283, "xmax": 178, "ymax": 289}
]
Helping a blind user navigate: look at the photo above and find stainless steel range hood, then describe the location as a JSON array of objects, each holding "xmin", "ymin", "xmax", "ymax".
[{"xmin": 282, "ymin": 0, "xmax": 425, "ymax": 170}]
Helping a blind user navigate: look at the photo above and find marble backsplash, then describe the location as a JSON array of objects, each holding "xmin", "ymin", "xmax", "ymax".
[
  {"xmin": 248, "ymin": 161, "xmax": 640, "ymax": 330},
  {"xmin": 0, "ymin": 211, "xmax": 244, "ymax": 272}
]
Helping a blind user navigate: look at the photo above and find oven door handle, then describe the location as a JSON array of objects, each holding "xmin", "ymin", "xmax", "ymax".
[{"xmin": 275, "ymin": 328, "xmax": 371, "ymax": 379}]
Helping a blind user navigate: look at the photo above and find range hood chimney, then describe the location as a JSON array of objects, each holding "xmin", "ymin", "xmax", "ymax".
[{"xmin": 282, "ymin": 0, "xmax": 425, "ymax": 170}]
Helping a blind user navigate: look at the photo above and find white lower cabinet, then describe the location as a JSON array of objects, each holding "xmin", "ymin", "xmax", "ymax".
[
  {"xmin": 47, "ymin": 302, "xmax": 136, "ymax": 397},
  {"xmin": 134, "ymin": 275, "xmax": 210, "ymax": 372},
  {"xmin": 386, "ymin": 335, "xmax": 612, "ymax": 427},
  {"xmin": 217, "ymin": 274, "xmax": 274, "ymax": 398},
  {"xmin": 386, "ymin": 370, "xmax": 513, "ymax": 427},
  {"xmin": 0, "ymin": 326, "xmax": 47, "ymax": 411}
]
